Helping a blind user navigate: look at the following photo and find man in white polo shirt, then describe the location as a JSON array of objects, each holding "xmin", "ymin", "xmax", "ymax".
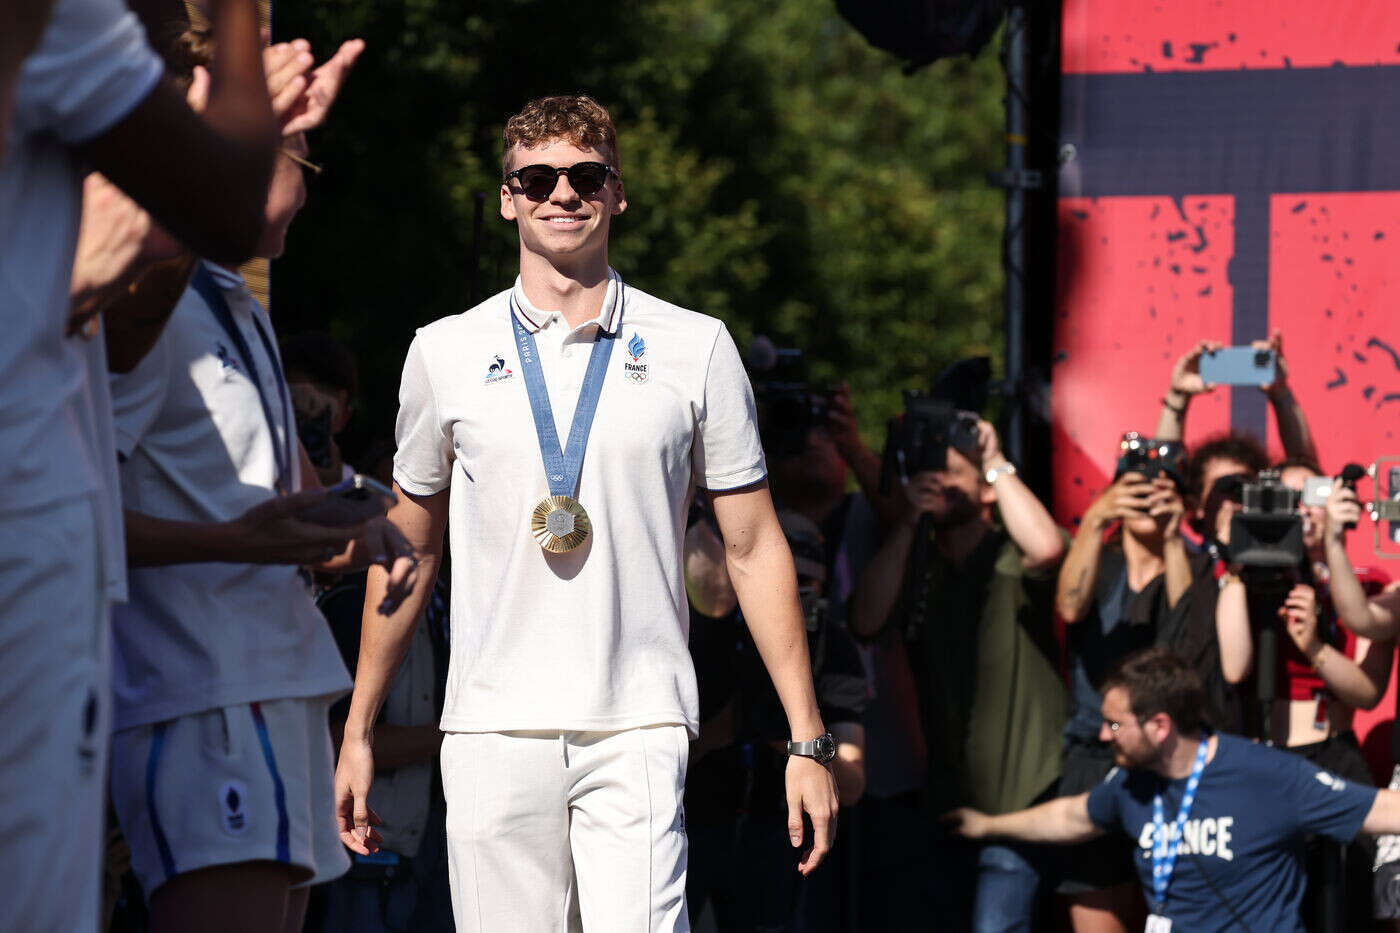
[
  {"xmin": 335, "ymin": 94, "xmax": 839, "ymax": 931},
  {"xmin": 2, "ymin": 0, "xmax": 280, "ymax": 928}
]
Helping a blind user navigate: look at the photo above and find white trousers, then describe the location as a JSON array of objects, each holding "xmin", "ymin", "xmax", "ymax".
[
  {"xmin": 441, "ymin": 725, "xmax": 690, "ymax": 932},
  {"xmin": 0, "ymin": 497, "xmax": 108, "ymax": 933}
]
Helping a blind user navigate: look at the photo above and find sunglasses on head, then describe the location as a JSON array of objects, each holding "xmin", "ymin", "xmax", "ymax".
[{"xmin": 504, "ymin": 161, "xmax": 618, "ymax": 199}]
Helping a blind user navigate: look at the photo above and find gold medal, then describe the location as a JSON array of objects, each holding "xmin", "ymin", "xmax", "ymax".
[{"xmin": 530, "ymin": 495, "xmax": 592, "ymax": 553}]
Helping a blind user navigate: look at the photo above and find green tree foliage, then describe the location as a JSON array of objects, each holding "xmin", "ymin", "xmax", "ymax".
[{"xmin": 275, "ymin": 0, "xmax": 1005, "ymax": 452}]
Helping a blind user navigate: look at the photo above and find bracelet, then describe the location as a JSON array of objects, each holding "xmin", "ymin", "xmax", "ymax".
[{"xmin": 1160, "ymin": 396, "xmax": 1187, "ymax": 415}]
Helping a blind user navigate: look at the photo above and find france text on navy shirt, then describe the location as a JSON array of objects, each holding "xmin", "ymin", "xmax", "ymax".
[{"xmin": 1086, "ymin": 733, "xmax": 1375, "ymax": 933}]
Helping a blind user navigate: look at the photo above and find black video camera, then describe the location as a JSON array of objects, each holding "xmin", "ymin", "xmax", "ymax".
[
  {"xmin": 1114, "ymin": 433, "xmax": 1185, "ymax": 485},
  {"xmin": 1228, "ymin": 470, "xmax": 1304, "ymax": 575},
  {"xmin": 747, "ymin": 337, "xmax": 836, "ymax": 460},
  {"xmin": 880, "ymin": 392, "xmax": 980, "ymax": 493}
]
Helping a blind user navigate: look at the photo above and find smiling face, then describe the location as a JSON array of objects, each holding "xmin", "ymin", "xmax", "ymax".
[{"xmin": 500, "ymin": 138, "xmax": 626, "ymax": 272}]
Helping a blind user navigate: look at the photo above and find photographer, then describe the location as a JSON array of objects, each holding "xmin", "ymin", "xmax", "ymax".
[
  {"xmin": 1053, "ymin": 443, "xmax": 1191, "ymax": 932},
  {"xmin": 1155, "ymin": 332, "xmax": 1319, "ymax": 489},
  {"xmin": 1215, "ymin": 462, "xmax": 1392, "ymax": 929},
  {"xmin": 1317, "ymin": 481, "xmax": 1400, "ymax": 923},
  {"xmin": 849, "ymin": 416, "xmax": 1065, "ymax": 930}
]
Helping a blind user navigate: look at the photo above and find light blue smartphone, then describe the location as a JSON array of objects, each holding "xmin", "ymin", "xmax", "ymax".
[{"xmin": 1200, "ymin": 346, "xmax": 1276, "ymax": 386}]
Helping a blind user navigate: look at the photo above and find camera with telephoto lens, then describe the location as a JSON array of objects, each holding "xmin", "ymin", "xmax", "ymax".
[
  {"xmin": 879, "ymin": 392, "xmax": 981, "ymax": 494},
  {"xmin": 747, "ymin": 336, "xmax": 836, "ymax": 460},
  {"xmin": 1227, "ymin": 470, "xmax": 1304, "ymax": 575}
]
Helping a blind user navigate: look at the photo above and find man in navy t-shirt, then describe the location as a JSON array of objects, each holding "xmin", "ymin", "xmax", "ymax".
[{"xmin": 944, "ymin": 646, "xmax": 1400, "ymax": 932}]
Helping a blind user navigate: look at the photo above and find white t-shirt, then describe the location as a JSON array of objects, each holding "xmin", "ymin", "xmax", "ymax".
[
  {"xmin": 0, "ymin": 0, "xmax": 162, "ymax": 597},
  {"xmin": 395, "ymin": 270, "xmax": 766, "ymax": 737},
  {"xmin": 108, "ymin": 264, "xmax": 351, "ymax": 730}
]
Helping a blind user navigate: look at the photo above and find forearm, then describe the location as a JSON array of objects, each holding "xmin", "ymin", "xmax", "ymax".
[
  {"xmin": 125, "ymin": 509, "xmax": 247, "ymax": 567},
  {"xmin": 728, "ymin": 539, "xmax": 824, "ymax": 740},
  {"xmin": 1155, "ymin": 390, "xmax": 1189, "ymax": 442},
  {"xmin": 1268, "ymin": 387, "xmax": 1319, "ymax": 465},
  {"xmin": 343, "ymin": 559, "xmax": 439, "ymax": 740},
  {"xmin": 1326, "ymin": 537, "xmax": 1394, "ymax": 639},
  {"xmin": 1313, "ymin": 644, "xmax": 1384, "ymax": 710},
  {"xmin": 1056, "ymin": 518, "xmax": 1105, "ymax": 622},
  {"xmin": 989, "ymin": 466, "xmax": 1065, "ymax": 569},
  {"xmin": 848, "ymin": 520, "xmax": 916, "ymax": 639},
  {"xmin": 981, "ymin": 794, "xmax": 1102, "ymax": 844},
  {"xmin": 1216, "ymin": 578, "xmax": 1254, "ymax": 682},
  {"xmin": 203, "ymin": 0, "xmax": 278, "ymax": 145},
  {"xmin": 1362, "ymin": 789, "xmax": 1400, "ymax": 835},
  {"xmin": 1163, "ymin": 537, "xmax": 1192, "ymax": 609}
]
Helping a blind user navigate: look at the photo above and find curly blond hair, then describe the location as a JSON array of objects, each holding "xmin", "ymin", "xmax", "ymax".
[{"xmin": 502, "ymin": 95, "xmax": 619, "ymax": 176}]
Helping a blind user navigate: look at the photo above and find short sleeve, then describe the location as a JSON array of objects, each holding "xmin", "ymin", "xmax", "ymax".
[
  {"xmin": 691, "ymin": 323, "xmax": 766, "ymax": 491},
  {"xmin": 109, "ymin": 322, "xmax": 170, "ymax": 458},
  {"xmin": 1085, "ymin": 767, "xmax": 1128, "ymax": 832},
  {"xmin": 1285, "ymin": 753, "xmax": 1377, "ymax": 843},
  {"xmin": 393, "ymin": 335, "xmax": 454, "ymax": 496},
  {"xmin": 15, "ymin": 0, "xmax": 163, "ymax": 144}
]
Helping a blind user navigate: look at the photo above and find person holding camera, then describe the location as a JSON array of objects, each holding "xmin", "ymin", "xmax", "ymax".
[
  {"xmin": 1314, "ymin": 481, "xmax": 1400, "ymax": 923},
  {"xmin": 849, "ymin": 416, "xmax": 1066, "ymax": 930},
  {"xmin": 1214, "ymin": 461, "xmax": 1392, "ymax": 929},
  {"xmin": 1053, "ymin": 451, "xmax": 1192, "ymax": 932},
  {"xmin": 945, "ymin": 646, "xmax": 1400, "ymax": 933}
]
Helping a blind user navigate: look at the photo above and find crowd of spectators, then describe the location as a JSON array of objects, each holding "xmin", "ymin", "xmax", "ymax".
[{"xmin": 8, "ymin": 0, "xmax": 1400, "ymax": 932}]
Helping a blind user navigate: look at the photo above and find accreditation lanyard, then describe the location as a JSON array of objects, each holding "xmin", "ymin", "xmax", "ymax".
[
  {"xmin": 509, "ymin": 284, "xmax": 624, "ymax": 498},
  {"xmin": 190, "ymin": 265, "xmax": 295, "ymax": 494},
  {"xmin": 1150, "ymin": 735, "xmax": 1211, "ymax": 914}
]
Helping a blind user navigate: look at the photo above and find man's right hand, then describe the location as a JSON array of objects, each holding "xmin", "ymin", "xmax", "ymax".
[
  {"xmin": 1169, "ymin": 339, "xmax": 1225, "ymax": 396},
  {"xmin": 225, "ymin": 490, "xmax": 365, "ymax": 565},
  {"xmin": 941, "ymin": 807, "xmax": 991, "ymax": 840},
  {"xmin": 334, "ymin": 736, "xmax": 383, "ymax": 855}
]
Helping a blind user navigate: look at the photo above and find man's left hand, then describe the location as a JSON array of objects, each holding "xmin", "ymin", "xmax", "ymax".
[
  {"xmin": 282, "ymin": 38, "xmax": 365, "ymax": 137},
  {"xmin": 786, "ymin": 754, "xmax": 839, "ymax": 875},
  {"xmin": 977, "ymin": 419, "xmax": 1007, "ymax": 472}
]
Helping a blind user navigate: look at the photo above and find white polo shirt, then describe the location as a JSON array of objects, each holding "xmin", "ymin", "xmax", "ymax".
[
  {"xmin": 0, "ymin": 0, "xmax": 163, "ymax": 598},
  {"xmin": 395, "ymin": 270, "xmax": 766, "ymax": 736},
  {"xmin": 108, "ymin": 264, "xmax": 351, "ymax": 730}
]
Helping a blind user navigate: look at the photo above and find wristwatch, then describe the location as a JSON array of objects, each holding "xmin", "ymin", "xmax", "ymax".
[
  {"xmin": 985, "ymin": 461, "xmax": 1018, "ymax": 485},
  {"xmin": 787, "ymin": 733, "xmax": 837, "ymax": 765}
]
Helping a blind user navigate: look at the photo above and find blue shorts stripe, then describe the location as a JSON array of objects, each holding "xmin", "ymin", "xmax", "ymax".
[
  {"xmin": 145, "ymin": 721, "xmax": 177, "ymax": 880},
  {"xmin": 249, "ymin": 702, "xmax": 290, "ymax": 864}
]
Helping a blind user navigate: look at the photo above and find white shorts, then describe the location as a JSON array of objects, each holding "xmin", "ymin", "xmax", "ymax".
[
  {"xmin": 0, "ymin": 496, "xmax": 109, "ymax": 933},
  {"xmin": 110, "ymin": 693, "xmax": 350, "ymax": 898},
  {"xmin": 442, "ymin": 725, "xmax": 690, "ymax": 932}
]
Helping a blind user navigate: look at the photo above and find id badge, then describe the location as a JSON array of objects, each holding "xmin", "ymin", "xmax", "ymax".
[
  {"xmin": 1145, "ymin": 915, "xmax": 1172, "ymax": 933},
  {"xmin": 1313, "ymin": 687, "xmax": 1328, "ymax": 732}
]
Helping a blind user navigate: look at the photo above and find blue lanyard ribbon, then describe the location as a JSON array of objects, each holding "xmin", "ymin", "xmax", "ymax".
[
  {"xmin": 190, "ymin": 265, "xmax": 294, "ymax": 493},
  {"xmin": 1150, "ymin": 734, "xmax": 1211, "ymax": 913},
  {"xmin": 509, "ymin": 283, "xmax": 624, "ymax": 499}
]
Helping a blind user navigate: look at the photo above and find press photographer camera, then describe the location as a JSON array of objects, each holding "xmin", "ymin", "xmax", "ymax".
[
  {"xmin": 879, "ymin": 392, "xmax": 980, "ymax": 494},
  {"xmin": 746, "ymin": 336, "xmax": 836, "ymax": 460},
  {"xmin": 1115, "ymin": 432, "xmax": 1185, "ymax": 485}
]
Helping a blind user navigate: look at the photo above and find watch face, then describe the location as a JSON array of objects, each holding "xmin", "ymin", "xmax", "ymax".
[{"xmin": 814, "ymin": 733, "xmax": 837, "ymax": 764}]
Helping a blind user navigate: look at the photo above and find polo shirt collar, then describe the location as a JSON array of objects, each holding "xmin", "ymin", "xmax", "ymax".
[
  {"xmin": 202, "ymin": 260, "xmax": 246, "ymax": 291},
  {"xmin": 510, "ymin": 268, "xmax": 624, "ymax": 335}
]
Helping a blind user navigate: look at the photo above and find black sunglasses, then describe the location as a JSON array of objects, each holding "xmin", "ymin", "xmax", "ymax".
[{"xmin": 504, "ymin": 161, "xmax": 619, "ymax": 199}]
